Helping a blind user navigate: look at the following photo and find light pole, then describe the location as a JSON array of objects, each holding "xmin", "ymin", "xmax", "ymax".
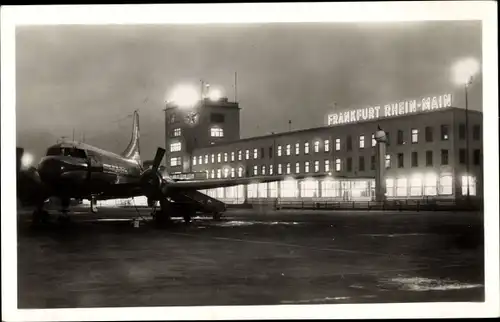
[{"xmin": 452, "ymin": 58, "xmax": 480, "ymax": 200}]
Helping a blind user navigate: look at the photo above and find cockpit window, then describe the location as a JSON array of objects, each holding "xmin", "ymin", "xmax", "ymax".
[{"xmin": 46, "ymin": 147, "xmax": 87, "ymax": 159}]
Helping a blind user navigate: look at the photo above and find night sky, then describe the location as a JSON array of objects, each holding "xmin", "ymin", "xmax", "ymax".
[{"xmin": 16, "ymin": 21, "xmax": 482, "ymax": 161}]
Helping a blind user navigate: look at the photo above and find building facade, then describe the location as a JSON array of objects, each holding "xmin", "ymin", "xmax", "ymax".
[{"xmin": 164, "ymin": 96, "xmax": 483, "ymax": 204}]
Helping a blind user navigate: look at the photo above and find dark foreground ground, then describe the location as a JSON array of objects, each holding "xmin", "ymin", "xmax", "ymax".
[{"xmin": 17, "ymin": 207, "xmax": 484, "ymax": 308}]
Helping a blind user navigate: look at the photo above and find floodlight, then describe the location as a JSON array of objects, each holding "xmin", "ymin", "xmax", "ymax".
[
  {"xmin": 452, "ymin": 58, "xmax": 480, "ymax": 86},
  {"xmin": 209, "ymin": 89, "xmax": 222, "ymax": 101},
  {"xmin": 167, "ymin": 84, "xmax": 199, "ymax": 108},
  {"xmin": 21, "ymin": 152, "xmax": 34, "ymax": 168}
]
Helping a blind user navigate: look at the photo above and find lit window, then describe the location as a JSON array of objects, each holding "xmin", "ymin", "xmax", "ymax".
[
  {"xmin": 211, "ymin": 154, "xmax": 215, "ymax": 163},
  {"xmin": 305, "ymin": 161, "xmax": 310, "ymax": 173},
  {"xmin": 245, "ymin": 150, "xmax": 250, "ymax": 160},
  {"xmin": 198, "ymin": 156, "xmax": 202, "ymax": 165},
  {"xmin": 210, "ymin": 127, "xmax": 224, "ymax": 137},
  {"xmin": 204, "ymin": 155, "xmax": 208, "ymax": 164},
  {"xmin": 359, "ymin": 135, "xmax": 365, "ymax": 149},
  {"xmin": 304, "ymin": 142, "xmax": 310, "ymax": 154},
  {"xmin": 441, "ymin": 125, "xmax": 449, "ymax": 141},
  {"xmin": 325, "ymin": 160, "xmax": 330, "ymax": 172},
  {"xmin": 269, "ymin": 165, "xmax": 273, "ymax": 175},
  {"xmin": 238, "ymin": 167, "xmax": 243, "ymax": 177},
  {"xmin": 410, "ymin": 175, "xmax": 423, "ymax": 196},
  {"xmin": 301, "ymin": 179, "xmax": 318, "ymax": 198},
  {"xmin": 461, "ymin": 175, "xmax": 477, "ymax": 196},
  {"xmin": 192, "ymin": 156, "xmax": 197, "ymax": 166},
  {"xmin": 335, "ymin": 158, "xmax": 341, "ymax": 172},
  {"xmin": 335, "ymin": 139, "xmax": 340, "ymax": 151},
  {"xmin": 211, "ymin": 169, "xmax": 215, "ymax": 179},
  {"xmin": 385, "ymin": 154, "xmax": 391, "ymax": 168},
  {"xmin": 224, "ymin": 153, "xmax": 228, "ymax": 162},
  {"xmin": 321, "ymin": 178, "xmax": 340, "ymax": 198},
  {"xmin": 411, "ymin": 129, "xmax": 419, "ymax": 143},
  {"xmin": 238, "ymin": 150, "xmax": 242, "ymax": 161},
  {"xmin": 173, "ymin": 128, "xmax": 181, "ymax": 137},
  {"xmin": 253, "ymin": 165, "xmax": 258, "ymax": 176},
  {"xmin": 324, "ymin": 140, "xmax": 330, "ymax": 152},
  {"xmin": 314, "ymin": 141, "xmax": 320, "ymax": 153},
  {"xmin": 170, "ymin": 142, "xmax": 181, "ymax": 152},
  {"xmin": 253, "ymin": 148, "xmax": 258, "ymax": 159},
  {"xmin": 372, "ymin": 134, "xmax": 376, "ymax": 147},
  {"xmin": 286, "ymin": 163, "xmax": 291, "ymax": 174},
  {"xmin": 217, "ymin": 169, "xmax": 221, "ymax": 179},
  {"xmin": 170, "ymin": 157, "xmax": 182, "ymax": 167},
  {"xmin": 295, "ymin": 162, "xmax": 300, "ymax": 174},
  {"xmin": 277, "ymin": 145, "xmax": 282, "ymax": 156},
  {"xmin": 439, "ymin": 174, "xmax": 453, "ymax": 195},
  {"xmin": 286, "ymin": 144, "xmax": 291, "ymax": 156},
  {"xmin": 231, "ymin": 152, "xmax": 235, "ymax": 162},
  {"xmin": 424, "ymin": 173, "xmax": 437, "ymax": 196},
  {"xmin": 295, "ymin": 143, "xmax": 300, "ymax": 155},
  {"xmin": 396, "ymin": 178, "xmax": 408, "ymax": 197},
  {"xmin": 224, "ymin": 168, "xmax": 229, "ymax": 178},
  {"xmin": 386, "ymin": 178, "xmax": 394, "ymax": 197},
  {"xmin": 231, "ymin": 168, "xmax": 235, "ymax": 178},
  {"xmin": 217, "ymin": 153, "xmax": 221, "ymax": 163},
  {"xmin": 261, "ymin": 165, "xmax": 266, "ymax": 175},
  {"xmin": 280, "ymin": 179, "xmax": 298, "ymax": 198},
  {"xmin": 278, "ymin": 164, "xmax": 282, "ymax": 174},
  {"xmin": 314, "ymin": 160, "xmax": 320, "ymax": 172}
]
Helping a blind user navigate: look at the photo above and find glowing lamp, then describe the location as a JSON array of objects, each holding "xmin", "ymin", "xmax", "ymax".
[
  {"xmin": 209, "ymin": 89, "xmax": 222, "ymax": 101},
  {"xmin": 21, "ymin": 152, "xmax": 34, "ymax": 168},
  {"xmin": 452, "ymin": 58, "xmax": 480, "ymax": 86},
  {"xmin": 167, "ymin": 84, "xmax": 199, "ymax": 108}
]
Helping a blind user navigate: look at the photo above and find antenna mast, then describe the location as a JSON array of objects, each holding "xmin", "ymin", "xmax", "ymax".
[{"xmin": 234, "ymin": 71, "xmax": 238, "ymax": 102}]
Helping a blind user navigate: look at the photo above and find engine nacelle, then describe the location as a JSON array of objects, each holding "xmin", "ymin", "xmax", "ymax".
[{"xmin": 139, "ymin": 168, "xmax": 165, "ymax": 200}]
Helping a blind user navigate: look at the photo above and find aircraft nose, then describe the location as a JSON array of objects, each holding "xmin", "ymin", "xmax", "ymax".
[{"xmin": 38, "ymin": 157, "xmax": 65, "ymax": 182}]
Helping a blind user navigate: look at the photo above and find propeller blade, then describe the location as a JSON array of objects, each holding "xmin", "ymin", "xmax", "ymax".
[{"xmin": 151, "ymin": 147, "xmax": 166, "ymax": 173}]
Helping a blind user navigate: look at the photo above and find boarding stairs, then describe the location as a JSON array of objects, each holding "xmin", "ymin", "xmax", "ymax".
[{"xmin": 170, "ymin": 190, "xmax": 227, "ymax": 215}]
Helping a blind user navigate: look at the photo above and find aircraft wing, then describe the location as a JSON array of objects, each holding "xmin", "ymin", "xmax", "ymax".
[{"xmin": 166, "ymin": 173, "xmax": 329, "ymax": 191}]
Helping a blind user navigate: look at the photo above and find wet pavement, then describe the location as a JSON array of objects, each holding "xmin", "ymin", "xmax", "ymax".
[{"xmin": 16, "ymin": 208, "xmax": 484, "ymax": 308}]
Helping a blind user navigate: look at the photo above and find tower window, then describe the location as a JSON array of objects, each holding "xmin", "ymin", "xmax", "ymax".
[
  {"xmin": 172, "ymin": 128, "xmax": 181, "ymax": 137},
  {"xmin": 411, "ymin": 129, "xmax": 419, "ymax": 143},
  {"xmin": 170, "ymin": 142, "xmax": 181, "ymax": 152},
  {"xmin": 210, "ymin": 113, "xmax": 225, "ymax": 123},
  {"xmin": 359, "ymin": 135, "xmax": 365, "ymax": 149},
  {"xmin": 304, "ymin": 142, "xmax": 310, "ymax": 154},
  {"xmin": 314, "ymin": 141, "xmax": 320, "ymax": 153},
  {"xmin": 324, "ymin": 140, "xmax": 330, "ymax": 152},
  {"xmin": 210, "ymin": 127, "xmax": 224, "ymax": 137}
]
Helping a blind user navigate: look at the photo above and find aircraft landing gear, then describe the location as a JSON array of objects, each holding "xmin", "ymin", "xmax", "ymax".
[
  {"xmin": 57, "ymin": 198, "xmax": 71, "ymax": 225},
  {"xmin": 153, "ymin": 199, "xmax": 173, "ymax": 228},
  {"xmin": 90, "ymin": 195, "xmax": 98, "ymax": 213}
]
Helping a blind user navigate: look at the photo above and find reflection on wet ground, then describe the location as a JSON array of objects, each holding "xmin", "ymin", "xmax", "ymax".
[{"xmin": 16, "ymin": 208, "xmax": 484, "ymax": 308}]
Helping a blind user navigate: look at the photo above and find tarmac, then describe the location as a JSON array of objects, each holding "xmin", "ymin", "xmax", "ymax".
[{"xmin": 16, "ymin": 207, "xmax": 484, "ymax": 308}]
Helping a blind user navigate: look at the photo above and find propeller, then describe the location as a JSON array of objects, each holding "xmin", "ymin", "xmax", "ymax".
[
  {"xmin": 151, "ymin": 147, "xmax": 166, "ymax": 173},
  {"xmin": 140, "ymin": 147, "xmax": 166, "ymax": 200}
]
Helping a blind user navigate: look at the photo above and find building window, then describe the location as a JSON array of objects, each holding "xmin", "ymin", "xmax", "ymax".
[
  {"xmin": 441, "ymin": 125, "xmax": 449, "ymax": 140},
  {"xmin": 397, "ymin": 153, "xmax": 404, "ymax": 168},
  {"xmin": 261, "ymin": 165, "xmax": 266, "ymax": 175},
  {"xmin": 386, "ymin": 178, "xmax": 394, "ymax": 197},
  {"xmin": 217, "ymin": 169, "xmax": 222, "ymax": 178},
  {"xmin": 295, "ymin": 162, "xmax": 300, "ymax": 174},
  {"xmin": 473, "ymin": 125, "xmax": 481, "ymax": 140},
  {"xmin": 231, "ymin": 152, "xmax": 235, "ymax": 162},
  {"xmin": 410, "ymin": 176, "xmax": 422, "ymax": 196},
  {"xmin": 170, "ymin": 157, "xmax": 182, "ymax": 167},
  {"xmin": 314, "ymin": 160, "xmax": 320, "ymax": 173},
  {"xmin": 473, "ymin": 149, "xmax": 481, "ymax": 165},
  {"xmin": 439, "ymin": 175, "xmax": 453, "ymax": 195},
  {"xmin": 269, "ymin": 146, "xmax": 273, "ymax": 158},
  {"xmin": 397, "ymin": 130, "xmax": 404, "ymax": 145},
  {"xmin": 211, "ymin": 154, "xmax": 215, "ymax": 163},
  {"xmin": 238, "ymin": 167, "xmax": 243, "ymax": 177},
  {"xmin": 210, "ymin": 127, "xmax": 224, "ymax": 137},
  {"xmin": 210, "ymin": 113, "xmax": 225, "ymax": 123},
  {"xmin": 198, "ymin": 156, "xmax": 203, "ymax": 165},
  {"xmin": 253, "ymin": 166, "xmax": 258, "ymax": 176},
  {"xmin": 347, "ymin": 136, "xmax": 352, "ymax": 151},
  {"xmin": 325, "ymin": 160, "xmax": 330, "ymax": 172},
  {"xmin": 426, "ymin": 151, "xmax": 433, "ymax": 166},
  {"xmin": 371, "ymin": 155, "xmax": 376, "ymax": 170},
  {"xmin": 461, "ymin": 175, "xmax": 477, "ymax": 196},
  {"xmin": 169, "ymin": 113, "xmax": 177, "ymax": 124},
  {"xmin": 204, "ymin": 155, "xmax": 209, "ymax": 164},
  {"xmin": 335, "ymin": 158, "xmax": 341, "ymax": 172},
  {"xmin": 295, "ymin": 143, "xmax": 300, "ymax": 155},
  {"xmin": 304, "ymin": 161, "xmax": 310, "ymax": 173},
  {"xmin": 192, "ymin": 156, "xmax": 197, "ymax": 166},
  {"xmin": 304, "ymin": 142, "xmax": 310, "ymax": 154},
  {"xmin": 324, "ymin": 140, "xmax": 330, "ymax": 152},
  {"xmin": 314, "ymin": 141, "xmax": 320, "ymax": 153},
  {"xmin": 459, "ymin": 124, "xmax": 466, "ymax": 140},
  {"xmin": 286, "ymin": 163, "xmax": 291, "ymax": 174},
  {"xmin": 347, "ymin": 157, "xmax": 352, "ymax": 172},
  {"xmin": 335, "ymin": 139, "xmax": 340, "ymax": 151},
  {"xmin": 238, "ymin": 150, "xmax": 242, "ymax": 161},
  {"xmin": 211, "ymin": 169, "xmax": 215, "ymax": 179},
  {"xmin": 396, "ymin": 178, "xmax": 408, "ymax": 197},
  {"xmin": 261, "ymin": 147, "xmax": 265, "ymax": 159},
  {"xmin": 385, "ymin": 154, "xmax": 391, "ymax": 168},
  {"xmin": 411, "ymin": 152, "xmax": 418, "ymax": 167},
  {"xmin": 172, "ymin": 128, "xmax": 181, "ymax": 137},
  {"xmin": 253, "ymin": 148, "xmax": 258, "ymax": 159},
  {"xmin": 372, "ymin": 134, "xmax": 376, "ymax": 147},
  {"xmin": 459, "ymin": 149, "xmax": 466, "ymax": 164},
  {"xmin": 411, "ymin": 129, "xmax": 419, "ymax": 143},
  {"xmin": 359, "ymin": 135, "xmax": 365, "ymax": 149},
  {"xmin": 359, "ymin": 156, "xmax": 365, "ymax": 171},
  {"xmin": 217, "ymin": 153, "xmax": 221, "ymax": 163},
  {"xmin": 170, "ymin": 142, "xmax": 181, "ymax": 152},
  {"xmin": 245, "ymin": 150, "xmax": 250, "ymax": 160},
  {"xmin": 230, "ymin": 168, "xmax": 235, "ymax": 178},
  {"xmin": 424, "ymin": 173, "xmax": 437, "ymax": 196},
  {"xmin": 441, "ymin": 149, "xmax": 449, "ymax": 165},
  {"xmin": 223, "ymin": 153, "xmax": 228, "ymax": 162},
  {"xmin": 278, "ymin": 164, "xmax": 282, "ymax": 174},
  {"xmin": 277, "ymin": 145, "xmax": 282, "ymax": 156},
  {"xmin": 269, "ymin": 165, "xmax": 273, "ymax": 175},
  {"xmin": 425, "ymin": 126, "xmax": 433, "ymax": 142},
  {"xmin": 286, "ymin": 144, "xmax": 291, "ymax": 156},
  {"xmin": 224, "ymin": 168, "xmax": 229, "ymax": 178}
]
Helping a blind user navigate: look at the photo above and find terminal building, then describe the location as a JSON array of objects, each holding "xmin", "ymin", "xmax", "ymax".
[{"xmin": 164, "ymin": 92, "xmax": 483, "ymax": 205}]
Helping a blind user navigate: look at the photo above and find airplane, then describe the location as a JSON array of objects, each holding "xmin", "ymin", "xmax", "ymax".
[{"xmin": 16, "ymin": 110, "xmax": 327, "ymax": 226}]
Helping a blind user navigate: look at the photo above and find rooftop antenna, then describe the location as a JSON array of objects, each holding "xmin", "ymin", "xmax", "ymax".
[
  {"xmin": 234, "ymin": 71, "xmax": 238, "ymax": 102},
  {"xmin": 288, "ymin": 120, "xmax": 292, "ymax": 132}
]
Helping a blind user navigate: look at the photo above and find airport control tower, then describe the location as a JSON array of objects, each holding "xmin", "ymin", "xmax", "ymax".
[{"xmin": 163, "ymin": 84, "xmax": 240, "ymax": 175}]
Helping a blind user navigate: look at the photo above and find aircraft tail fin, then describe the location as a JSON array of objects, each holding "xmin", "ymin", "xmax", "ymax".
[{"xmin": 121, "ymin": 110, "xmax": 141, "ymax": 165}]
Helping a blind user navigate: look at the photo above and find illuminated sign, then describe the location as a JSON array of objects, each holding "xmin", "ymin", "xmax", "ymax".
[{"xmin": 327, "ymin": 94, "xmax": 453, "ymax": 126}]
